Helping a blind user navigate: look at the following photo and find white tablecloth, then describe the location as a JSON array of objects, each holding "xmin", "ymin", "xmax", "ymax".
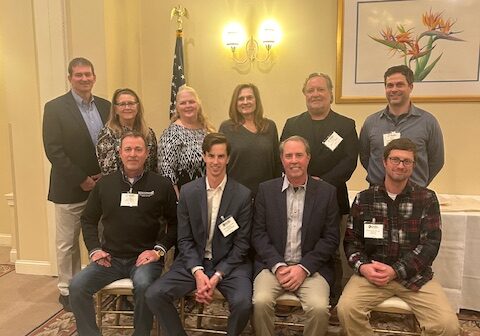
[{"xmin": 433, "ymin": 211, "xmax": 480, "ymax": 312}]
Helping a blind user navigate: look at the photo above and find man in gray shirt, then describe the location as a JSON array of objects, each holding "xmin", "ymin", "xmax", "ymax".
[{"xmin": 359, "ymin": 65, "xmax": 444, "ymax": 186}]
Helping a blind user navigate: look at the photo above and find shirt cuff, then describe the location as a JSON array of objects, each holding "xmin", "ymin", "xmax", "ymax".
[
  {"xmin": 191, "ymin": 266, "xmax": 204, "ymax": 276},
  {"xmin": 88, "ymin": 248, "xmax": 102, "ymax": 260},
  {"xmin": 355, "ymin": 261, "xmax": 370, "ymax": 275},
  {"xmin": 214, "ymin": 271, "xmax": 223, "ymax": 281},
  {"xmin": 298, "ymin": 264, "xmax": 311, "ymax": 276},
  {"xmin": 272, "ymin": 262, "xmax": 288, "ymax": 274},
  {"xmin": 154, "ymin": 244, "xmax": 166, "ymax": 254}
]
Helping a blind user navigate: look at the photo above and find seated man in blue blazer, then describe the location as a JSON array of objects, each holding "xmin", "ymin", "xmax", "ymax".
[
  {"xmin": 252, "ymin": 135, "xmax": 340, "ymax": 336},
  {"xmin": 146, "ymin": 133, "xmax": 253, "ymax": 336}
]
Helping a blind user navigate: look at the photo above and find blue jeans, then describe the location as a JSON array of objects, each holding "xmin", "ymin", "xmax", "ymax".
[{"xmin": 70, "ymin": 256, "xmax": 163, "ymax": 336}]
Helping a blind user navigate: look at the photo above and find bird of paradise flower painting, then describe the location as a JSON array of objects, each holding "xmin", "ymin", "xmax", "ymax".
[{"xmin": 370, "ymin": 9, "xmax": 464, "ymax": 81}]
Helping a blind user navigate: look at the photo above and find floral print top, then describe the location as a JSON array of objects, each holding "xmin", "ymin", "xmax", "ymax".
[{"xmin": 96, "ymin": 125, "xmax": 158, "ymax": 176}]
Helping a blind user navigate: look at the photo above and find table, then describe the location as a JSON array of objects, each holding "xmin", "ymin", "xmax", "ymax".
[{"xmin": 433, "ymin": 210, "xmax": 480, "ymax": 312}]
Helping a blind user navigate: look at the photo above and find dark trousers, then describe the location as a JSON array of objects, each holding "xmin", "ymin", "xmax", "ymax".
[
  {"xmin": 146, "ymin": 260, "xmax": 252, "ymax": 336},
  {"xmin": 70, "ymin": 257, "xmax": 163, "ymax": 336}
]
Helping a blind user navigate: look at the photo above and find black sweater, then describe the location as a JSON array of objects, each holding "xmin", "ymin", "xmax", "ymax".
[{"xmin": 81, "ymin": 170, "xmax": 177, "ymax": 258}]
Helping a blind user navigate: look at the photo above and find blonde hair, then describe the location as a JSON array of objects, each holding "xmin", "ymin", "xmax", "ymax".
[
  {"xmin": 107, "ymin": 88, "xmax": 150, "ymax": 141},
  {"xmin": 171, "ymin": 85, "xmax": 215, "ymax": 133}
]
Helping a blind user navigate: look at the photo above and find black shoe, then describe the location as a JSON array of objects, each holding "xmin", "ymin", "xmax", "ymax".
[
  {"xmin": 59, "ymin": 294, "xmax": 71, "ymax": 312},
  {"xmin": 329, "ymin": 306, "xmax": 340, "ymax": 326}
]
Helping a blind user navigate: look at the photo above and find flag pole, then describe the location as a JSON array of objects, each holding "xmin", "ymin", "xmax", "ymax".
[
  {"xmin": 169, "ymin": 5, "xmax": 188, "ymax": 117},
  {"xmin": 170, "ymin": 5, "xmax": 188, "ymax": 32}
]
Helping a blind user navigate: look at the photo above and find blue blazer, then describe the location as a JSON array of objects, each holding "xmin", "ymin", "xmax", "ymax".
[
  {"xmin": 174, "ymin": 176, "xmax": 253, "ymax": 278},
  {"xmin": 252, "ymin": 176, "xmax": 340, "ymax": 285},
  {"xmin": 43, "ymin": 91, "xmax": 110, "ymax": 203}
]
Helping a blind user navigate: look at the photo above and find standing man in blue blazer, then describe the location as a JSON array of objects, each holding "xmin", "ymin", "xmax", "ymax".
[
  {"xmin": 42, "ymin": 57, "xmax": 110, "ymax": 311},
  {"xmin": 252, "ymin": 135, "xmax": 340, "ymax": 336},
  {"xmin": 146, "ymin": 133, "xmax": 253, "ymax": 335}
]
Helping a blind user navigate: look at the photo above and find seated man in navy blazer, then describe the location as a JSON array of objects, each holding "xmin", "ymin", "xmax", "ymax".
[
  {"xmin": 252, "ymin": 135, "xmax": 340, "ymax": 336},
  {"xmin": 146, "ymin": 132, "xmax": 253, "ymax": 336}
]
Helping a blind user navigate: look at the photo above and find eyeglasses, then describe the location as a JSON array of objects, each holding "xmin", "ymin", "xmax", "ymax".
[
  {"xmin": 115, "ymin": 101, "xmax": 138, "ymax": 108},
  {"xmin": 388, "ymin": 157, "xmax": 415, "ymax": 167}
]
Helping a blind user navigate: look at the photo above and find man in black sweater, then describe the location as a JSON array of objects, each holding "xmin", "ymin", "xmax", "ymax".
[
  {"xmin": 281, "ymin": 72, "xmax": 359, "ymax": 307},
  {"xmin": 69, "ymin": 131, "xmax": 177, "ymax": 336}
]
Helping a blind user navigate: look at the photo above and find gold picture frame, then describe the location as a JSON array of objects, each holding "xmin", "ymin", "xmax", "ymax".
[{"xmin": 336, "ymin": 0, "xmax": 480, "ymax": 103}]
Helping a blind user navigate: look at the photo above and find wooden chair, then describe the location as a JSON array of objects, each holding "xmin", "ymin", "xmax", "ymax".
[
  {"xmin": 273, "ymin": 292, "xmax": 304, "ymax": 330},
  {"xmin": 95, "ymin": 278, "xmax": 160, "ymax": 335},
  {"xmin": 179, "ymin": 290, "xmax": 305, "ymax": 334},
  {"xmin": 179, "ymin": 289, "xmax": 228, "ymax": 334},
  {"xmin": 371, "ymin": 296, "xmax": 421, "ymax": 335}
]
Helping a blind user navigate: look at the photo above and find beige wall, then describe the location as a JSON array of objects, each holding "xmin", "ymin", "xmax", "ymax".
[
  {"xmin": 0, "ymin": 0, "xmax": 49, "ymax": 264},
  {"xmin": 146, "ymin": 0, "xmax": 479, "ymax": 195},
  {"xmin": 0, "ymin": 0, "xmax": 478, "ymax": 274},
  {"xmin": 0, "ymin": 11, "xmax": 13, "ymax": 244}
]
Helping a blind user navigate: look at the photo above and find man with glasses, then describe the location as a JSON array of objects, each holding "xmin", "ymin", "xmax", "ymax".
[
  {"xmin": 42, "ymin": 57, "xmax": 110, "ymax": 311},
  {"xmin": 337, "ymin": 138, "xmax": 459, "ymax": 336},
  {"xmin": 359, "ymin": 65, "xmax": 444, "ymax": 187}
]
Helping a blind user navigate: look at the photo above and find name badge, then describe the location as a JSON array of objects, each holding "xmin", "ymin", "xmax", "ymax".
[
  {"xmin": 323, "ymin": 131, "xmax": 343, "ymax": 151},
  {"xmin": 138, "ymin": 191, "xmax": 154, "ymax": 197},
  {"xmin": 364, "ymin": 220, "xmax": 383, "ymax": 239},
  {"xmin": 383, "ymin": 131, "xmax": 401, "ymax": 146},
  {"xmin": 121, "ymin": 193, "xmax": 139, "ymax": 207},
  {"xmin": 218, "ymin": 216, "xmax": 239, "ymax": 237}
]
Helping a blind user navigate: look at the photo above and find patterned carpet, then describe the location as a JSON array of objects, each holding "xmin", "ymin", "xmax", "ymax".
[
  {"xmin": 25, "ymin": 295, "xmax": 480, "ymax": 335},
  {"xmin": 0, "ymin": 264, "xmax": 15, "ymax": 278}
]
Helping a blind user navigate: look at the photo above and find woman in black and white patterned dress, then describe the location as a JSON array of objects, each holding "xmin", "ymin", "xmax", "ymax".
[{"xmin": 158, "ymin": 85, "xmax": 215, "ymax": 197}]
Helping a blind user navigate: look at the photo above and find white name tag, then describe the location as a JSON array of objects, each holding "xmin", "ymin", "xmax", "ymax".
[
  {"xmin": 121, "ymin": 193, "xmax": 138, "ymax": 207},
  {"xmin": 323, "ymin": 131, "xmax": 343, "ymax": 151},
  {"xmin": 364, "ymin": 220, "xmax": 383, "ymax": 239},
  {"xmin": 383, "ymin": 131, "xmax": 401, "ymax": 146},
  {"xmin": 218, "ymin": 216, "xmax": 239, "ymax": 237}
]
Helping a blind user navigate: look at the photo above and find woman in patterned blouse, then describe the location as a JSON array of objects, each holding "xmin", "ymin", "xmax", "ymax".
[
  {"xmin": 158, "ymin": 85, "xmax": 215, "ymax": 197},
  {"xmin": 96, "ymin": 88, "xmax": 158, "ymax": 175}
]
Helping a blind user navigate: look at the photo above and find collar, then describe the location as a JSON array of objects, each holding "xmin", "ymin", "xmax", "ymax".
[
  {"xmin": 71, "ymin": 89, "xmax": 94, "ymax": 106},
  {"xmin": 381, "ymin": 104, "xmax": 421, "ymax": 119},
  {"xmin": 376, "ymin": 180, "xmax": 415, "ymax": 197},
  {"xmin": 281, "ymin": 175, "xmax": 308, "ymax": 192},
  {"xmin": 206, "ymin": 174, "xmax": 227, "ymax": 192},
  {"xmin": 121, "ymin": 167, "xmax": 145, "ymax": 185},
  {"xmin": 307, "ymin": 109, "xmax": 332, "ymax": 121}
]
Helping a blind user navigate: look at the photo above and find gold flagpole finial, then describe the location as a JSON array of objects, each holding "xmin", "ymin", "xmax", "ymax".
[{"xmin": 170, "ymin": 5, "xmax": 189, "ymax": 32}]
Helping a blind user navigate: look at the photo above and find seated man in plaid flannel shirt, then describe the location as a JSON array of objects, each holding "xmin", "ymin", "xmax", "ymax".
[{"xmin": 337, "ymin": 138, "xmax": 459, "ymax": 336}]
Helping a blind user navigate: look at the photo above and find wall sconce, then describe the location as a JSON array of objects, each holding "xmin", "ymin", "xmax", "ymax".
[{"xmin": 223, "ymin": 20, "xmax": 281, "ymax": 64}]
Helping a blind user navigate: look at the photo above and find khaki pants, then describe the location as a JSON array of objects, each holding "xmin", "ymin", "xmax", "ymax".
[
  {"xmin": 55, "ymin": 201, "xmax": 86, "ymax": 296},
  {"xmin": 337, "ymin": 274, "xmax": 460, "ymax": 336},
  {"xmin": 253, "ymin": 269, "xmax": 330, "ymax": 336}
]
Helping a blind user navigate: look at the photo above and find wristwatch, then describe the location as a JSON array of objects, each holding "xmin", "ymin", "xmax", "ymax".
[{"xmin": 153, "ymin": 246, "xmax": 165, "ymax": 258}]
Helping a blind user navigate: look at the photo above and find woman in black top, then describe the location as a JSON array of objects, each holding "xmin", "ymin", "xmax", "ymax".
[{"xmin": 219, "ymin": 83, "xmax": 281, "ymax": 196}]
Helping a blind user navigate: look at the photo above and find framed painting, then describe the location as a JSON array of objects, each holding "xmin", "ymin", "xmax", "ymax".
[{"xmin": 336, "ymin": 0, "xmax": 480, "ymax": 103}]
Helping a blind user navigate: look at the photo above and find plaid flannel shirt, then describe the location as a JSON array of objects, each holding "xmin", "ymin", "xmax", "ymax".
[{"xmin": 345, "ymin": 182, "xmax": 441, "ymax": 291}]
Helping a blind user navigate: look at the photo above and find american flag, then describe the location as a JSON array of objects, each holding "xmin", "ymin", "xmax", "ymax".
[{"xmin": 169, "ymin": 31, "xmax": 186, "ymax": 117}]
